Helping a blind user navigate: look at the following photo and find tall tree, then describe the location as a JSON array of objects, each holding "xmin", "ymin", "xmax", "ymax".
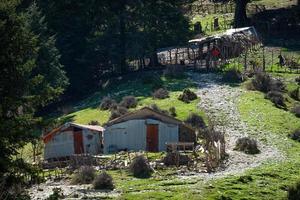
[
  {"xmin": 0, "ymin": 0, "xmax": 64, "ymax": 193},
  {"xmin": 234, "ymin": 0, "xmax": 250, "ymax": 28}
]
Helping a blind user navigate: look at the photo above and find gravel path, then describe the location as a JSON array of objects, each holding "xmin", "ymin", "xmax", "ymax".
[{"xmin": 182, "ymin": 72, "xmax": 285, "ymax": 180}]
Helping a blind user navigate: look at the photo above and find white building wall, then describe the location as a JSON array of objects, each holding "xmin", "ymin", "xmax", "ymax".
[
  {"xmin": 44, "ymin": 131, "xmax": 74, "ymax": 159},
  {"xmin": 82, "ymin": 129, "xmax": 101, "ymax": 154},
  {"xmin": 103, "ymin": 119, "xmax": 178, "ymax": 153}
]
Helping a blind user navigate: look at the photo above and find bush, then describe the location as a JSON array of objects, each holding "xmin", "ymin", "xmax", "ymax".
[
  {"xmin": 296, "ymin": 77, "xmax": 300, "ymax": 85},
  {"xmin": 290, "ymin": 87, "xmax": 299, "ymax": 101},
  {"xmin": 119, "ymin": 96, "xmax": 137, "ymax": 108},
  {"xmin": 292, "ymin": 106, "xmax": 300, "ymax": 117},
  {"xmin": 100, "ymin": 97, "xmax": 117, "ymax": 110},
  {"xmin": 71, "ymin": 166, "xmax": 96, "ymax": 184},
  {"xmin": 222, "ymin": 69, "xmax": 243, "ymax": 83},
  {"xmin": 265, "ymin": 91, "xmax": 286, "ymax": 108},
  {"xmin": 288, "ymin": 180, "xmax": 300, "ymax": 200},
  {"xmin": 184, "ymin": 113, "xmax": 206, "ymax": 129},
  {"xmin": 289, "ymin": 129, "xmax": 300, "ymax": 142},
  {"xmin": 234, "ymin": 137, "xmax": 260, "ymax": 154},
  {"xmin": 46, "ymin": 188, "xmax": 64, "ymax": 200},
  {"xmin": 93, "ymin": 171, "xmax": 114, "ymax": 190},
  {"xmin": 162, "ymin": 152, "xmax": 190, "ymax": 166},
  {"xmin": 149, "ymin": 104, "xmax": 169, "ymax": 115},
  {"xmin": 152, "ymin": 88, "xmax": 169, "ymax": 99},
  {"xmin": 109, "ymin": 106, "xmax": 128, "ymax": 120},
  {"xmin": 251, "ymin": 72, "xmax": 285, "ymax": 93},
  {"xmin": 88, "ymin": 120, "xmax": 100, "ymax": 125},
  {"xmin": 169, "ymin": 107, "xmax": 177, "ymax": 117},
  {"xmin": 129, "ymin": 155, "xmax": 152, "ymax": 178},
  {"xmin": 178, "ymin": 89, "xmax": 197, "ymax": 103},
  {"xmin": 164, "ymin": 65, "xmax": 185, "ymax": 78}
]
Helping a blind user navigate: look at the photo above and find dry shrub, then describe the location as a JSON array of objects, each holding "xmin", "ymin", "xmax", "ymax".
[
  {"xmin": 265, "ymin": 91, "xmax": 286, "ymax": 108},
  {"xmin": 71, "ymin": 166, "xmax": 96, "ymax": 184},
  {"xmin": 288, "ymin": 180, "xmax": 300, "ymax": 200},
  {"xmin": 296, "ymin": 77, "xmax": 300, "ymax": 85},
  {"xmin": 292, "ymin": 106, "xmax": 300, "ymax": 118},
  {"xmin": 88, "ymin": 120, "xmax": 100, "ymax": 125},
  {"xmin": 169, "ymin": 107, "xmax": 177, "ymax": 117},
  {"xmin": 251, "ymin": 72, "xmax": 285, "ymax": 93},
  {"xmin": 162, "ymin": 152, "xmax": 190, "ymax": 166},
  {"xmin": 109, "ymin": 106, "xmax": 128, "ymax": 120},
  {"xmin": 149, "ymin": 104, "xmax": 169, "ymax": 115},
  {"xmin": 93, "ymin": 171, "xmax": 114, "ymax": 190},
  {"xmin": 152, "ymin": 88, "xmax": 169, "ymax": 99},
  {"xmin": 290, "ymin": 87, "xmax": 299, "ymax": 101},
  {"xmin": 100, "ymin": 97, "xmax": 116, "ymax": 110},
  {"xmin": 119, "ymin": 96, "xmax": 137, "ymax": 108},
  {"xmin": 289, "ymin": 129, "xmax": 300, "ymax": 142},
  {"xmin": 222, "ymin": 69, "xmax": 243, "ymax": 83},
  {"xmin": 234, "ymin": 137, "xmax": 260, "ymax": 154},
  {"xmin": 164, "ymin": 65, "xmax": 185, "ymax": 78},
  {"xmin": 129, "ymin": 155, "xmax": 152, "ymax": 178},
  {"xmin": 184, "ymin": 113, "xmax": 206, "ymax": 129},
  {"xmin": 178, "ymin": 89, "xmax": 197, "ymax": 103}
]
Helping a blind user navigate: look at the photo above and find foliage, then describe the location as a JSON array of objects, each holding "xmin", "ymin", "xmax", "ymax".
[
  {"xmin": 296, "ymin": 77, "xmax": 300, "ymax": 85},
  {"xmin": 109, "ymin": 106, "xmax": 128, "ymax": 120},
  {"xmin": 288, "ymin": 180, "xmax": 300, "ymax": 200},
  {"xmin": 163, "ymin": 152, "xmax": 190, "ymax": 166},
  {"xmin": 184, "ymin": 113, "xmax": 206, "ymax": 129},
  {"xmin": 88, "ymin": 120, "xmax": 100, "ymax": 125},
  {"xmin": 222, "ymin": 69, "xmax": 243, "ymax": 83},
  {"xmin": 129, "ymin": 155, "xmax": 152, "ymax": 178},
  {"xmin": 149, "ymin": 104, "xmax": 170, "ymax": 115},
  {"xmin": 46, "ymin": 188, "xmax": 64, "ymax": 200},
  {"xmin": 250, "ymin": 72, "xmax": 285, "ymax": 93},
  {"xmin": 292, "ymin": 106, "xmax": 300, "ymax": 118},
  {"xmin": 178, "ymin": 89, "xmax": 198, "ymax": 103},
  {"xmin": 152, "ymin": 88, "xmax": 169, "ymax": 99},
  {"xmin": 265, "ymin": 91, "xmax": 286, "ymax": 109},
  {"xmin": 289, "ymin": 87, "xmax": 299, "ymax": 101},
  {"xmin": 234, "ymin": 137, "xmax": 260, "ymax": 154},
  {"xmin": 71, "ymin": 166, "xmax": 96, "ymax": 184},
  {"xmin": 100, "ymin": 97, "xmax": 117, "ymax": 110},
  {"xmin": 93, "ymin": 171, "xmax": 115, "ymax": 190},
  {"xmin": 164, "ymin": 65, "xmax": 185, "ymax": 78},
  {"xmin": 169, "ymin": 107, "xmax": 177, "ymax": 117},
  {"xmin": 142, "ymin": 74, "xmax": 164, "ymax": 89},
  {"xmin": 119, "ymin": 96, "xmax": 137, "ymax": 109},
  {"xmin": 289, "ymin": 129, "xmax": 300, "ymax": 142}
]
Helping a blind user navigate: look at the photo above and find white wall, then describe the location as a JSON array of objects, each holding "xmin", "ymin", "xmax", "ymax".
[
  {"xmin": 103, "ymin": 119, "xmax": 178, "ymax": 154},
  {"xmin": 82, "ymin": 129, "xmax": 101, "ymax": 154},
  {"xmin": 44, "ymin": 131, "xmax": 74, "ymax": 159}
]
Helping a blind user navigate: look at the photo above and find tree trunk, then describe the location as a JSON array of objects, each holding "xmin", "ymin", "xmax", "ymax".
[
  {"xmin": 150, "ymin": 51, "xmax": 159, "ymax": 67},
  {"xmin": 234, "ymin": 0, "xmax": 250, "ymax": 28}
]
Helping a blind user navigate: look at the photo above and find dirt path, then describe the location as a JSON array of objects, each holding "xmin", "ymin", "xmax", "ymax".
[{"xmin": 184, "ymin": 72, "xmax": 284, "ymax": 180}]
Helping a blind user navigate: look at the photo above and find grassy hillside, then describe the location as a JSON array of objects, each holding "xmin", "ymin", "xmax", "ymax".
[{"xmin": 57, "ymin": 71, "xmax": 206, "ymax": 125}]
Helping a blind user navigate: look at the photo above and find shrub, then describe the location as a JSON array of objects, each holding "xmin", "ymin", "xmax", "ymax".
[
  {"xmin": 222, "ymin": 69, "xmax": 243, "ymax": 83},
  {"xmin": 152, "ymin": 88, "xmax": 169, "ymax": 99},
  {"xmin": 178, "ymin": 89, "xmax": 197, "ymax": 103},
  {"xmin": 164, "ymin": 65, "xmax": 185, "ymax": 78},
  {"xmin": 71, "ymin": 166, "xmax": 96, "ymax": 184},
  {"xmin": 119, "ymin": 96, "xmax": 137, "ymax": 108},
  {"xmin": 184, "ymin": 113, "xmax": 206, "ymax": 129},
  {"xmin": 149, "ymin": 104, "xmax": 169, "ymax": 115},
  {"xmin": 288, "ymin": 180, "xmax": 300, "ymax": 200},
  {"xmin": 169, "ymin": 107, "xmax": 177, "ymax": 117},
  {"xmin": 290, "ymin": 87, "xmax": 299, "ymax": 101},
  {"xmin": 100, "ymin": 97, "xmax": 116, "ymax": 110},
  {"xmin": 109, "ymin": 106, "xmax": 128, "ymax": 120},
  {"xmin": 129, "ymin": 155, "xmax": 152, "ymax": 178},
  {"xmin": 162, "ymin": 152, "xmax": 190, "ymax": 166},
  {"xmin": 289, "ymin": 129, "xmax": 300, "ymax": 142},
  {"xmin": 296, "ymin": 77, "xmax": 300, "ymax": 85},
  {"xmin": 251, "ymin": 72, "xmax": 285, "ymax": 93},
  {"xmin": 93, "ymin": 171, "xmax": 114, "ymax": 190},
  {"xmin": 46, "ymin": 188, "xmax": 64, "ymax": 200},
  {"xmin": 292, "ymin": 106, "xmax": 300, "ymax": 118},
  {"xmin": 88, "ymin": 120, "xmax": 100, "ymax": 125},
  {"xmin": 234, "ymin": 137, "xmax": 260, "ymax": 154},
  {"xmin": 265, "ymin": 91, "xmax": 286, "ymax": 108}
]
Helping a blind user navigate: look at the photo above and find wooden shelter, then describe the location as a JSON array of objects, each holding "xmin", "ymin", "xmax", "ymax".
[{"xmin": 103, "ymin": 107, "xmax": 196, "ymax": 154}]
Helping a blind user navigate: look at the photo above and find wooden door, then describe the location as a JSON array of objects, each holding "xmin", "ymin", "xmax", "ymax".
[
  {"xmin": 146, "ymin": 124, "xmax": 159, "ymax": 152},
  {"xmin": 74, "ymin": 131, "xmax": 84, "ymax": 154}
]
